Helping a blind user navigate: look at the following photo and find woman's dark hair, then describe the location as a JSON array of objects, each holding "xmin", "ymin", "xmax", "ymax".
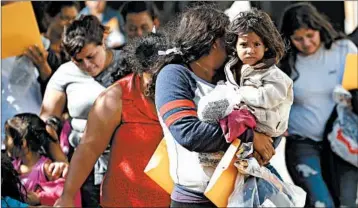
[
  {"xmin": 120, "ymin": 33, "xmax": 169, "ymax": 100},
  {"xmin": 226, "ymin": 8, "xmax": 286, "ymax": 63},
  {"xmin": 5, "ymin": 113, "xmax": 57, "ymax": 157},
  {"xmin": 62, "ymin": 15, "xmax": 107, "ymax": 57},
  {"xmin": 279, "ymin": 2, "xmax": 346, "ymax": 80},
  {"xmin": 164, "ymin": 4, "xmax": 230, "ymax": 64},
  {"xmin": 1, "ymin": 153, "xmax": 27, "ymax": 202}
]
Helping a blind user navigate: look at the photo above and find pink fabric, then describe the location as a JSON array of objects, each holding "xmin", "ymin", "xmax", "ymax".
[
  {"xmin": 37, "ymin": 178, "xmax": 82, "ymax": 206},
  {"xmin": 12, "ymin": 156, "xmax": 81, "ymax": 206},
  {"xmin": 219, "ymin": 109, "xmax": 257, "ymax": 143},
  {"xmin": 60, "ymin": 120, "xmax": 71, "ymax": 155},
  {"xmin": 12, "ymin": 156, "xmax": 49, "ymax": 192}
]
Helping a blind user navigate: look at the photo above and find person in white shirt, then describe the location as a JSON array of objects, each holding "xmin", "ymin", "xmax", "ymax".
[{"xmin": 280, "ymin": 3, "xmax": 358, "ymax": 207}]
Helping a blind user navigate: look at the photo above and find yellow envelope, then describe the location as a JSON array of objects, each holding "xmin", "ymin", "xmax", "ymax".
[
  {"xmin": 204, "ymin": 139, "xmax": 242, "ymax": 208},
  {"xmin": 342, "ymin": 54, "xmax": 358, "ymax": 90},
  {"xmin": 1, "ymin": 2, "xmax": 43, "ymax": 59},
  {"xmin": 144, "ymin": 138, "xmax": 174, "ymax": 194}
]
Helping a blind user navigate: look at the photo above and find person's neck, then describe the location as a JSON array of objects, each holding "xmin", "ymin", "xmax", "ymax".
[
  {"xmin": 189, "ymin": 60, "xmax": 214, "ymax": 83},
  {"xmin": 103, "ymin": 49, "xmax": 113, "ymax": 71},
  {"xmin": 21, "ymin": 151, "xmax": 41, "ymax": 167}
]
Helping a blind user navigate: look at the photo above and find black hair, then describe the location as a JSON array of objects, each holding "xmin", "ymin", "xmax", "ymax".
[
  {"xmin": 162, "ymin": 4, "xmax": 230, "ymax": 65},
  {"xmin": 226, "ymin": 8, "xmax": 286, "ymax": 64},
  {"xmin": 125, "ymin": 33, "xmax": 170, "ymax": 99},
  {"xmin": 279, "ymin": 2, "xmax": 346, "ymax": 80},
  {"xmin": 45, "ymin": 116, "xmax": 63, "ymax": 138},
  {"xmin": 45, "ymin": 1, "xmax": 80, "ymax": 18},
  {"xmin": 1, "ymin": 153, "xmax": 27, "ymax": 203},
  {"xmin": 120, "ymin": 1, "xmax": 158, "ymax": 22},
  {"xmin": 62, "ymin": 15, "xmax": 107, "ymax": 57},
  {"xmin": 5, "ymin": 113, "xmax": 57, "ymax": 157}
]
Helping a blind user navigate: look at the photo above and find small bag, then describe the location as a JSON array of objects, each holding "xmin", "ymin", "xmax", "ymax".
[
  {"xmin": 228, "ymin": 157, "xmax": 306, "ymax": 207},
  {"xmin": 327, "ymin": 105, "xmax": 358, "ymax": 167}
]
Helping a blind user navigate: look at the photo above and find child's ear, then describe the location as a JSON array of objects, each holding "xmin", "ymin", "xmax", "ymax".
[{"xmin": 265, "ymin": 48, "xmax": 268, "ymax": 52}]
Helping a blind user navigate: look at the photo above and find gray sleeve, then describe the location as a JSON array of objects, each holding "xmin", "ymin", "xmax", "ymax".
[
  {"xmin": 46, "ymin": 65, "xmax": 69, "ymax": 92},
  {"xmin": 238, "ymin": 68, "xmax": 293, "ymax": 109}
]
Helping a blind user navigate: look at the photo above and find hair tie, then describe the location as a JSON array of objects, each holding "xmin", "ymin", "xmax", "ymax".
[{"xmin": 158, "ymin": 47, "xmax": 183, "ymax": 56}]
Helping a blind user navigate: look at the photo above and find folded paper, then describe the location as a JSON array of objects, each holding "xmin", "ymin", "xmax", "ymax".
[{"xmin": 1, "ymin": 2, "xmax": 43, "ymax": 59}]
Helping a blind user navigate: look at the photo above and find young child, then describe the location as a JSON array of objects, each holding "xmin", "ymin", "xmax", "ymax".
[
  {"xmin": 198, "ymin": 9, "xmax": 293, "ymax": 141},
  {"xmin": 1, "ymin": 153, "xmax": 29, "ymax": 208},
  {"xmin": 4, "ymin": 113, "xmax": 81, "ymax": 206}
]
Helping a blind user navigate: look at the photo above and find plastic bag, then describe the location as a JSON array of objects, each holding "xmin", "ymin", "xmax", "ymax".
[
  {"xmin": 328, "ymin": 86, "xmax": 358, "ymax": 167},
  {"xmin": 227, "ymin": 144, "xmax": 306, "ymax": 207},
  {"xmin": 8, "ymin": 55, "xmax": 39, "ymax": 97}
]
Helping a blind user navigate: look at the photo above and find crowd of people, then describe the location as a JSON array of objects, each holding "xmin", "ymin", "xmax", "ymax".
[{"xmin": 1, "ymin": 1, "xmax": 357, "ymax": 208}]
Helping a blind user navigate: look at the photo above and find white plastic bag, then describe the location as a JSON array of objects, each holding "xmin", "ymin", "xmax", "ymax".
[
  {"xmin": 227, "ymin": 144, "xmax": 306, "ymax": 207},
  {"xmin": 328, "ymin": 86, "xmax": 358, "ymax": 167}
]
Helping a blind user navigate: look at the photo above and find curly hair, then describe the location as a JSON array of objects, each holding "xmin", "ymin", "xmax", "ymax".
[
  {"xmin": 121, "ymin": 33, "xmax": 169, "ymax": 100},
  {"xmin": 161, "ymin": 4, "xmax": 229, "ymax": 64},
  {"xmin": 62, "ymin": 15, "xmax": 107, "ymax": 57},
  {"xmin": 1, "ymin": 153, "xmax": 27, "ymax": 203},
  {"xmin": 279, "ymin": 2, "xmax": 345, "ymax": 80},
  {"xmin": 5, "ymin": 113, "xmax": 56, "ymax": 157},
  {"xmin": 226, "ymin": 8, "xmax": 286, "ymax": 64}
]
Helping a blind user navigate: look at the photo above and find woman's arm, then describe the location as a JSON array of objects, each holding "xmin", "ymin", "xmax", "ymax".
[
  {"xmin": 55, "ymin": 84, "xmax": 123, "ymax": 205},
  {"xmin": 40, "ymin": 88, "xmax": 66, "ymax": 121},
  {"xmin": 40, "ymin": 88, "xmax": 68, "ymax": 164}
]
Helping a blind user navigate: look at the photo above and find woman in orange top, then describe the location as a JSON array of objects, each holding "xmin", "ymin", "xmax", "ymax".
[{"xmin": 54, "ymin": 33, "xmax": 171, "ymax": 207}]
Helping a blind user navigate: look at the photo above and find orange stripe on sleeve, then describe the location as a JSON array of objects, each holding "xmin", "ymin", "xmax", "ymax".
[
  {"xmin": 165, "ymin": 110, "xmax": 197, "ymax": 127},
  {"xmin": 159, "ymin": 99, "xmax": 196, "ymax": 116}
]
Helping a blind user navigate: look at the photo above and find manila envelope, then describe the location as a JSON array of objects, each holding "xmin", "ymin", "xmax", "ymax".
[
  {"xmin": 342, "ymin": 54, "xmax": 358, "ymax": 90},
  {"xmin": 1, "ymin": 1, "xmax": 43, "ymax": 59},
  {"xmin": 144, "ymin": 138, "xmax": 174, "ymax": 194},
  {"xmin": 204, "ymin": 139, "xmax": 242, "ymax": 208}
]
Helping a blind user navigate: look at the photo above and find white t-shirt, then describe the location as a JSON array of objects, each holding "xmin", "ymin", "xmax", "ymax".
[{"xmin": 288, "ymin": 39, "xmax": 358, "ymax": 141}]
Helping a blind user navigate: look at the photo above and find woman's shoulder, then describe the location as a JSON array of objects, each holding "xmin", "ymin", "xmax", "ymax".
[
  {"xmin": 159, "ymin": 64, "xmax": 192, "ymax": 81},
  {"xmin": 333, "ymin": 39, "xmax": 357, "ymax": 52}
]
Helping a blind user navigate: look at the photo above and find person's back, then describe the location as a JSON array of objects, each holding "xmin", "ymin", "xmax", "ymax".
[{"xmin": 101, "ymin": 73, "xmax": 170, "ymax": 207}]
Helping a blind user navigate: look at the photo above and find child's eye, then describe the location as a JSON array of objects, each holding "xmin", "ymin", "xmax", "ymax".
[
  {"xmin": 239, "ymin": 43, "xmax": 247, "ymax": 47},
  {"xmin": 255, "ymin": 43, "xmax": 261, "ymax": 47}
]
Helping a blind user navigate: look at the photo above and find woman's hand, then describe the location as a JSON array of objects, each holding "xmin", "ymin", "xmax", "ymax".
[
  {"xmin": 252, "ymin": 131, "xmax": 275, "ymax": 165},
  {"xmin": 24, "ymin": 45, "xmax": 52, "ymax": 81}
]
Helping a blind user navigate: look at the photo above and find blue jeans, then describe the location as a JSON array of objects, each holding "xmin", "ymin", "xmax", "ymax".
[{"xmin": 285, "ymin": 137, "xmax": 335, "ymax": 207}]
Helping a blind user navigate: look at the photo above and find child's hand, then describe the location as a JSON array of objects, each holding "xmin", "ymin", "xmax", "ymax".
[
  {"xmin": 252, "ymin": 131, "xmax": 275, "ymax": 165},
  {"xmin": 26, "ymin": 191, "xmax": 40, "ymax": 205},
  {"xmin": 44, "ymin": 161, "xmax": 69, "ymax": 181}
]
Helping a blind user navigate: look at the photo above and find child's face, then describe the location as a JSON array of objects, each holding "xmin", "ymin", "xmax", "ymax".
[{"xmin": 236, "ymin": 32, "xmax": 267, "ymax": 66}]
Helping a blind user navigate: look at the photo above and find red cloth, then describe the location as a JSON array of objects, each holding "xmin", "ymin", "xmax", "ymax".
[
  {"xmin": 219, "ymin": 109, "xmax": 257, "ymax": 143},
  {"xmin": 100, "ymin": 74, "xmax": 170, "ymax": 207}
]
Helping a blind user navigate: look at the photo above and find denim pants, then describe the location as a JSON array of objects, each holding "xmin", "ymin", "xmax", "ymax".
[{"xmin": 285, "ymin": 137, "xmax": 336, "ymax": 207}]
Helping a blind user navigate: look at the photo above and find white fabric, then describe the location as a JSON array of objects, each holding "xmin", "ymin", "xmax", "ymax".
[{"xmin": 238, "ymin": 64, "xmax": 294, "ymax": 137}]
